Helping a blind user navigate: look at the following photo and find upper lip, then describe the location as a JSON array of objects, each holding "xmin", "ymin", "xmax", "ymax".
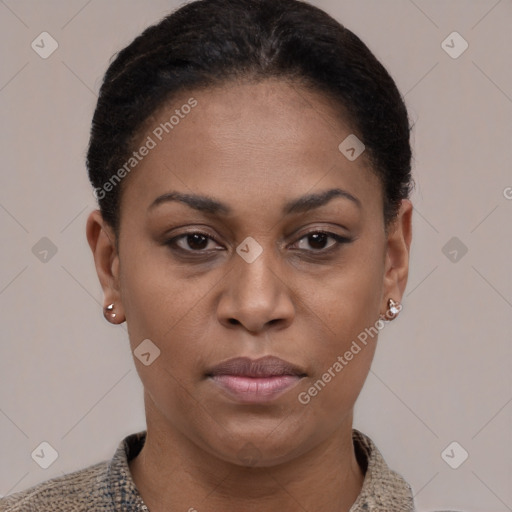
[{"xmin": 206, "ymin": 356, "xmax": 307, "ymax": 378}]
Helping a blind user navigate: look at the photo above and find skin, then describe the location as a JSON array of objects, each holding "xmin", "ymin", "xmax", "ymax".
[{"xmin": 86, "ymin": 78, "xmax": 412, "ymax": 512}]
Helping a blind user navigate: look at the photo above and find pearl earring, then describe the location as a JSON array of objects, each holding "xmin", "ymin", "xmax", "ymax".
[{"xmin": 104, "ymin": 303, "xmax": 116, "ymax": 320}]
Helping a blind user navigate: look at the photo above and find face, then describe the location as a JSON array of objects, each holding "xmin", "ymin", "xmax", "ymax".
[{"xmin": 87, "ymin": 79, "xmax": 412, "ymax": 467}]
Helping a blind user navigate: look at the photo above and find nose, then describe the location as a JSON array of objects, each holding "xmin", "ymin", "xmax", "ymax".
[{"xmin": 216, "ymin": 243, "xmax": 295, "ymax": 333}]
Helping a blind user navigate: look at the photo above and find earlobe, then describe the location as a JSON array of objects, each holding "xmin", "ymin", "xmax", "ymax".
[
  {"xmin": 86, "ymin": 210, "xmax": 126, "ymax": 324},
  {"xmin": 380, "ymin": 199, "xmax": 413, "ymax": 317}
]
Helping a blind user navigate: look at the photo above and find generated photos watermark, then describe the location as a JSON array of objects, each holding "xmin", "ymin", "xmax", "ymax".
[
  {"xmin": 297, "ymin": 303, "xmax": 402, "ymax": 405},
  {"xmin": 93, "ymin": 97, "xmax": 198, "ymax": 201}
]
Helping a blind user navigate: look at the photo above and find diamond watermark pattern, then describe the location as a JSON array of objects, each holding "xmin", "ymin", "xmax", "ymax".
[
  {"xmin": 32, "ymin": 237, "xmax": 58, "ymax": 263},
  {"xmin": 442, "ymin": 236, "xmax": 468, "ymax": 263},
  {"xmin": 31, "ymin": 32, "xmax": 59, "ymax": 59},
  {"xmin": 441, "ymin": 31, "xmax": 468, "ymax": 59},
  {"xmin": 236, "ymin": 236, "xmax": 263, "ymax": 263},
  {"xmin": 441, "ymin": 441, "xmax": 469, "ymax": 469},
  {"xmin": 338, "ymin": 134, "xmax": 365, "ymax": 161},
  {"xmin": 31, "ymin": 441, "xmax": 59, "ymax": 469},
  {"xmin": 237, "ymin": 442, "xmax": 262, "ymax": 466},
  {"xmin": 134, "ymin": 339, "xmax": 161, "ymax": 366}
]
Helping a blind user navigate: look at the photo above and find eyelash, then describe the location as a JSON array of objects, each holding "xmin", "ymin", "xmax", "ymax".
[{"xmin": 165, "ymin": 229, "xmax": 352, "ymax": 258}]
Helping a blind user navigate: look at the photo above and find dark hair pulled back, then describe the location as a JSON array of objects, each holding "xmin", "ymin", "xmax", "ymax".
[{"xmin": 87, "ymin": 0, "xmax": 414, "ymax": 235}]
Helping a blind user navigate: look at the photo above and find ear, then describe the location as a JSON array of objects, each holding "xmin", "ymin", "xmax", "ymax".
[
  {"xmin": 86, "ymin": 210, "xmax": 125, "ymax": 323},
  {"xmin": 380, "ymin": 199, "xmax": 413, "ymax": 316}
]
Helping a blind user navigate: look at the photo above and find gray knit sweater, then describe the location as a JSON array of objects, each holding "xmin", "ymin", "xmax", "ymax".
[{"xmin": 0, "ymin": 429, "xmax": 415, "ymax": 511}]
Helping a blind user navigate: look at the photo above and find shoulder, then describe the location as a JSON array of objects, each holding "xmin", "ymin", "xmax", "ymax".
[
  {"xmin": 351, "ymin": 428, "xmax": 416, "ymax": 511},
  {"xmin": 0, "ymin": 460, "xmax": 112, "ymax": 512}
]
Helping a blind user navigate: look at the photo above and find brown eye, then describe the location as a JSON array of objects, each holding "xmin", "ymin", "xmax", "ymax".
[
  {"xmin": 293, "ymin": 231, "xmax": 351, "ymax": 253},
  {"xmin": 181, "ymin": 233, "xmax": 210, "ymax": 250},
  {"xmin": 167, "ymin": 231, "xmax": 221, "ymax": 253}
]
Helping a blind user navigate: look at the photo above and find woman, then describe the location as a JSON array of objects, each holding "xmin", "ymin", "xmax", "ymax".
[{"xmin": 1, "ymin": 0, "xmax": 415, "ymax": 510}]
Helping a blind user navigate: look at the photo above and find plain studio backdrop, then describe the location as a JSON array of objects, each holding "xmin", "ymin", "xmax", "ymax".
[{"xmin": 0, "ymin": 1, "xmax": 511, "ymax": 511}]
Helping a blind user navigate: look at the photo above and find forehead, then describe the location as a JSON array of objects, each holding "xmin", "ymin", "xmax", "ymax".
[{"xmin": 120, "ymin": 79, "xmax": 382, "ymax": 221}]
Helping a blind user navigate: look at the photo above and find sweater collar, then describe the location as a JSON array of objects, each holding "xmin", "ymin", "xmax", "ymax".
[{"xmin": 106, "ymin": 428, "xmax": 414, "ymax": 511}]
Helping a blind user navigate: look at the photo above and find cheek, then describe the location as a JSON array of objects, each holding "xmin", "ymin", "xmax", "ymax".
[
  {"xmin": 310, "ymin": 248, "xmax": 383, "ymax": 345},
  {"xmin": 297, "ymin": 250, "xmax": 383, "ymax": 411},
  {"xmin": 120, "ymin": 244, "xmax": 209, "ymax": 341},
  {"xmin": 119, "ymin": 249, "xmax": 222, "ymax": 399},
  {"xmin": 297, "ymin": 287, "xmax": 380, "ymax": 424}
]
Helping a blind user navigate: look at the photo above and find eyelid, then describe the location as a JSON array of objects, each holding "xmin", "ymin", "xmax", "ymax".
[
  {"xmin": 165, "ymin": 227, "xmax": 351, "ymax": 255},
  {"xmin": 170, "ymin": 230, "xmax": 223, "ymax": 251},
  {"xmin": 290, "ymin": 229, "xmax": 351, "ymax": 251}
]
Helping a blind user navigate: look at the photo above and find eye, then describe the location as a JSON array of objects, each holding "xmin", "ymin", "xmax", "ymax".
[
  {"xmin": 165, "ymin": 229, "xmax": 351, "ymax": 257},
  {"xmin": 168, "ymin": 232, "xmax": 222, "ymax": 253},
  {"xmin": 292, "ymin": 230, "xmax": 351, "ymax": 253}
]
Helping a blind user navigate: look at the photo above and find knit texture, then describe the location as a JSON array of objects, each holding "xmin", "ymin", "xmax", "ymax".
[{"xmin": 0, "ymin": 429, "xmax": 415, "ymax": 511}]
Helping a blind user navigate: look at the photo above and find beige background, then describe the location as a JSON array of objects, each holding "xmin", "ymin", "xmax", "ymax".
[{"xmin": 0, "ymin": 1, "xmax": 511, "ymax": 510}]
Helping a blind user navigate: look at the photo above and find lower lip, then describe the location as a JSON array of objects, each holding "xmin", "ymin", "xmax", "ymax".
[{"xmin": 210, "ymin": 375, "xmax": 302, "ymax": 403}]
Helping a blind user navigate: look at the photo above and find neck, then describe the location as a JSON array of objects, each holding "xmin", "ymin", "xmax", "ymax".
[{"xmin": 129, "ymin": 399, "xmax": 365, "ymax": 512}]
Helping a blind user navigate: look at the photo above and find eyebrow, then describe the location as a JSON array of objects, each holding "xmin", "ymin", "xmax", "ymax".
[{"xmin": 148, "ymin": 187, "xmax": 361, "ymax": 216}]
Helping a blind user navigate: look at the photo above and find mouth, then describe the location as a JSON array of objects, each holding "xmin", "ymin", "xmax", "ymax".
[{"xmin": 205, "ymin": 355, "xmax": 307, "ymax": 404}]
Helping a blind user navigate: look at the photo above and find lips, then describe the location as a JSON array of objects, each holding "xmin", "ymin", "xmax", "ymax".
[
  {"xmin": 206, "ymin": 356, "xmax": 306, "ymax": 404},
  {"xmin": 207, "ymin": 355, "xmax": 306, "ymax": 378}
]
